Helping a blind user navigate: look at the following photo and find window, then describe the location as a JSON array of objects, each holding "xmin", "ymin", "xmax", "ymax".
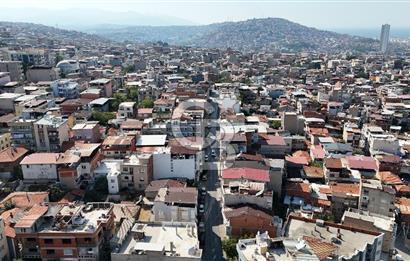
[
  {"xmin": 46, "ymin": 249, "xmax": 55, "ymax": 255},
  {"xmin": 84, "ymin": 238, "xmax": 92, "ymax": 243},
  {"xmin": 62, "ymin": 238, "xmax": 71, "ymax": 244},
  {"xmin": 82, "ymin": 165, "xmax": 86, "ymax": 169},
  {"xmin": 63, "ymin": 249, "xmax": 73, "ymax": 256},
  {"xmin": 28, "ymin": 248, "xmax": 38, "ymax": 253},
  {"xmin": 44, "ymin": 238, "xmax": 53, "ymax": 244},
  {"xmin": 111, "ymin": 179, "xmax": 115, "ymax": 183},
  {"xmin": 363, "ymin": 189, "xmax": 369, "ymax": 195},
  {"xmin": 124, "ymin": 176, "xmax": 129, "ymax": 180}
]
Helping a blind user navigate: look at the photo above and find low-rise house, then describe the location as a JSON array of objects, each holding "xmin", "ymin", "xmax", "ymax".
[
  {"xmin": 137, "ymin": 108, "xmax": 153, "ymax": 119},
  {"xmin": 72, "ymin": 121, "xmax": 101, "ymax": 143},
  {"xmin": 59, "ymin": 98, "xmax": 90, "ymax": 115},
  {"xmin": 102, "ymin": 135, "xmax": 136, "ymax": 159},
  {"xmin": 346, "ymin": 155, "xmax": 378, "ymax": 178},
  {"xmin": 20, "ymin": 153, "xmax": 60, "ymax": 183},
  {"xmin": 0, "ymin": 147, "xmax": 28, "ymax": 179},
  {"xmin": 328, "ymin": 183, "xmax": 360, "ymax": 221},
  {"xmin": 152, "ymin": 187, "xmax": 198, "ymax": 222},
  {"xmin": 67, "ymin": 142, "xmax": 102, "ymax": 186},
  {"xmin": 222, "ymin": 167, "xmax": 272, "ymax": 210},
  {"xmin": 145, "ymin": 179, "xmax": 186, "ymax": 201},
  {"xmin": 377, "ymin": 155, "xmax": 402, "ymax": 175},
  {"xmin": 89, "ymin": 97, "xmax": 111, "ymax": 112},
  {"xmin": 257, "ymin": 134, "xmax": 290, "ymax": 158},
  {"xmin": 120, "ymin": 119, "xmax": 143, "ymax": 136},
  {"xmin": 322, "ymin": 142, "xmax": 353, "ymax": 156},
  {"xmin": 224, "ymin": 206, "xmax": 279, "ymax": 238}
]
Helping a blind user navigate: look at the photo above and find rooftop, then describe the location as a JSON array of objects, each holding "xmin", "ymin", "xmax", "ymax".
[
  {"xmin": 285, "ymin": 216, "xmax": 382, "ymax": 260},
  {"xmin": 116, "ymin": 222, "xmax": 201, "ymax": 258},
  {"xmin": 136, "ymin": 135, "xmax": 167, "ymax": 147}
]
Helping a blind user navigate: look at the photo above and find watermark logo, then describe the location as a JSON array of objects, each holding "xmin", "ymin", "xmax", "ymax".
[{"xmin": 170, "ymin": 99, "xmax": 239, "ymax": 170}]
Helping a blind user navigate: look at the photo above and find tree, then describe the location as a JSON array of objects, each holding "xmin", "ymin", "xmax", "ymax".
[
  {"xmin": 92, "ymin": 111, "xmax": 116, "ymax": 125},
  {"xmin": 222, "ymin": 238, "xmax": 238, "ymax": 260},
  {"xmin": 139, "ymin": 98, "xmax": 154, "ymax": 108},
  {"xmin": 85, "ymin": 176, "xmax": 108, "ymax": 202},
  {"xmin": 49, "ymin": 184, "xmax": 66, "ymax": 202},
  {"xmin": 270, "ymin": 121, "xmax": 281, "ymax": 129},
  {"xmin": 127, "ymin": 87, "xmax": 139, "ymax": 103},
  {"xmin": 112, "ymin": 93, "xmax": 127, "ymax": 110},
  {"xmin": 122, "ymin": 64, "xmax": 135, "ymax": 74}
]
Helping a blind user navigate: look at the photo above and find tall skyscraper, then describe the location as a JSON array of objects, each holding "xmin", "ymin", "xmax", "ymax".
[{"xmin": 380, "ymin": 24, "xmax": 390, "ymax": 53}]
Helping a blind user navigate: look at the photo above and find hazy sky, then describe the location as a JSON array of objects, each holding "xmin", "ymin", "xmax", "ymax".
[{"xmin": 2, "ymin": 0, "xmax": 410, "ymax": 29}]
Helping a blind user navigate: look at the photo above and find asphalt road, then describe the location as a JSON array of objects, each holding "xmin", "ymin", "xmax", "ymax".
[{"xmin": 201, "ymin": 102, "xmax": 224, "ymax": 261}]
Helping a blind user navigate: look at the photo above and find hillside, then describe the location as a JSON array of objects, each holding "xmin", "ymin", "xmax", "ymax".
[
  {"xmin": 0, "ymin": 21, "xmax": 115, "ymax": 49},
  {"xmin": 85, "ymin": 18, "xmax": 380, "ymax": 53}
]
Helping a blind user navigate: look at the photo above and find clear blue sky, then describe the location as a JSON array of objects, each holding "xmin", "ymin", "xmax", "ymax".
[{"xmin": 2, "ymin": 0, "xmax": 410, "ymax": 28}]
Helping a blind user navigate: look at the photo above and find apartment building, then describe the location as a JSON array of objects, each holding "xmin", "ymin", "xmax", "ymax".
[
  {"xmin": 51, "ymin": 79, "xmax": 80, "ymax": 99},
  {"xmin": 34, "ymin": 115, "xmax": 70, "ymax": 152},
  {"xmin": 9, "ymin": 119, "xmax": 37, "ymax": 151},
  {"xmin": 15, "ymin": 202, "xmax": 114, "ymax": 261},
  {"xmin": 89, "ymin": 78, "xmax": 113, "ymax": 97},
  {"xmin": 118, "ymin": 102, "xmax": 137, "ymax": 119},
  {"xmin": 342, "ymin": 209, "xmax": 396, "ymax": 253},
  {"xmin": 111, "ymin": 221, "xmax": 202, "ymax": 260},
  {"xmin": 359, "ymin": 179, "xmax": 396, "ymax": 217},
  {"xmin": 0, "ymin": 61, "xmax": 23, "ymax": 82}
]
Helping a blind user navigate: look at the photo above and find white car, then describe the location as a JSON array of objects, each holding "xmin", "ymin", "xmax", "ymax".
[{"xmin": 199, "ymin": 204, "xmax": 205, "ymax": 214}]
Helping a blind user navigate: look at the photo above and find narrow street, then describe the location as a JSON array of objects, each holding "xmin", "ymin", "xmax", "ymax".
[{"xmin": 201, "ymin": 101, "xmax": 224, "ymax": 261}]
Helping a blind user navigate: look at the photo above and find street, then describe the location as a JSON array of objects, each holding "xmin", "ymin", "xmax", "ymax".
[{"xmin": 201, "ymin": 101, "xmax": 224, "ymax": 261}]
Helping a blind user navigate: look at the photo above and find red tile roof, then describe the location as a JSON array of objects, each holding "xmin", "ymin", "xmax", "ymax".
[
  {"xmin": 346, "ymin": 156, "xmax": 378, "ymax": 170},
  {"xmin": 303, "ymin": 166, "xmax": 324, "ymax": 178},
  {"xmin": 0, "ymin": 192, "xmax": 49, "ymax": 209},
  {"xmin": 0, "ymin": 147, "xmax": 28, "ymax": 163},
  {"xmin": 20, "ymin": 153, "xmax": 60, "ymax": 165},
  {"xmin": 222, "ymin": 167, "xmax": 270, "ymax": 182},
  {"xmin": 310, "ymin": 145, "xmax": 325, "ymax": 160},
  {"xmin": 324, "ymin": 158, "xmax": 343, "ymax": 169},
  {"xmin": 378, "ymin": 171, "xmax": 402, "ymax": 185}
]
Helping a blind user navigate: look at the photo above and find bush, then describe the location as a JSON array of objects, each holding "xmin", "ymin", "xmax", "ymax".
[
  {"xmin": 91, "ymin": 111, "xmax": 116, "ymax": 126},
  {"xmin": 85, "ymin": 177, "xmax": 108, "ymax": 202},
  {"xmin": 222, "ymin": 238, "xmax": 238, "ymax": 260},
  {"xmin": 49, "ymin": 184, "xmax": 67, "ymax": 202},
  {"xmin": 139, "ymin": 98, "xmax": 154, "ymax": 108}
]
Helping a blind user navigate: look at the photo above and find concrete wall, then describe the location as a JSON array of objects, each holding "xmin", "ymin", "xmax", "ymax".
[
  {"xmin": 22, "ymin": 164, "xmax": 58, "ymax": 182},
  {"xmin": 224, "ymin": 193, "xmax": 272, "ymax": 210},
  {"xmin": 153, "ymin": 153, "xmax": 196, "ymax": 180}
]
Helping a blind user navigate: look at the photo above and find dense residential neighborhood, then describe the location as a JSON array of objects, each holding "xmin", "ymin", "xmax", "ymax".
[{"xmin": 0, "ymin": 18, "xmax": 410, "ymax": 261}]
